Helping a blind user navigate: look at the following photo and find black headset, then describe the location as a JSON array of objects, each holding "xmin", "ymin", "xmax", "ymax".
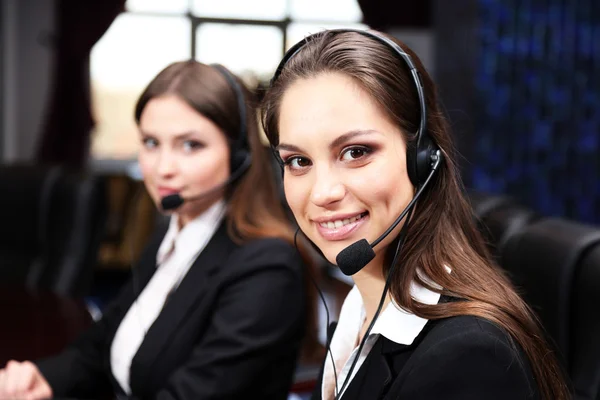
[
  {"xmin": 211, "ymin": 63, "xmax": 252, "ymax": 175},
  {"xmin": 270, "ymin": 29, "xmax": 440, "ymax": 189},
  {"xmin": 270, "ymin": 29, "xmax": 443, "ymax": 399}
]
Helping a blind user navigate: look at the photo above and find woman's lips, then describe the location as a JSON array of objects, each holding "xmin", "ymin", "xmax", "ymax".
[
  {"xmin": 315, "ymin": 212, "xmax": 369, "ymax": 241},
  {"xmin": 157, "ymin": 187, "xmax": 180, "ymax": 197}
]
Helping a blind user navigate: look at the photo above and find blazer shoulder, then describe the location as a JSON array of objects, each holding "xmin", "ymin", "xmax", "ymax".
[
  {"xmin": 389, "ymin": 314, "xmax": 540, "ymax": 399},
  {"xmin": 411, "ymin": 315, "xmax": 538, "ymax": 391},
  {"xmin": 419, "ymin": 314, "xmax": 522, "ymax": 359},
  {"xmin": 225, "ymin": 236, "xmax": 302, "ymax": 275},
  {"xmin": 427, "ymin": 315, "xmax": 511, "ymax": 341}
]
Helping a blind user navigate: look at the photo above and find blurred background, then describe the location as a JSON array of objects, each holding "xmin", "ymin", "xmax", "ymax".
[{"xmin": 0, "ymin": 0, "xmax": 599, "ymax": 398}]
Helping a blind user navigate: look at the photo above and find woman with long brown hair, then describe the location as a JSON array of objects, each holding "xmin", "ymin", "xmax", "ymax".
[
  {"xmin": 0, "ymin": 60, "xmax": 310, "ymax": 400},
  {"xmin": 262, "ymin": 30, "xmax": 570, "ymax": 399}
]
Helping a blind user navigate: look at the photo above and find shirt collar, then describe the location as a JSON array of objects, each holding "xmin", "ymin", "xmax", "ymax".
[
  {"xmin": 156, "ymin": 200, "xmax": 227, "ymax": 265},
  {"xmin": 370, "ymin": 277, "xmax": 441, "ymax": 345},
  {"xmin": 339, "ymin": 270, "xmax": 444, "ymax": 346}
]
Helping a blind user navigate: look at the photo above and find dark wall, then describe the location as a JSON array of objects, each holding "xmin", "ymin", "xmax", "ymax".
[
  {"xmin": 0, "ymin": 3, "xmax": 4, "ymax": 159},
  {"xmin": 433, "ymin": 0, "xmax": 480, "ymax": 175},
  {"xmin": 434, "ymin": 0, "xmax": 600, "ymax": 224}
]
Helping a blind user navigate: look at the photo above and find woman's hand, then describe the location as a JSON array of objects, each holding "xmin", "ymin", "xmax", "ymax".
[{"xmin": 0, "ymin": 360, "xmax": 53, "ymax": 400}]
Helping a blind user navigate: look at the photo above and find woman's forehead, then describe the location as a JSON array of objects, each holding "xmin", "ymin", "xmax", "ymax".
[{"xmin": 278, "ymin": 74, "xmax": 400, "ymax": 149}]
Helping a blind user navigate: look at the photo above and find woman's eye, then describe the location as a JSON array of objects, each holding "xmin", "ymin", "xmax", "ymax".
[
  {"xmin": 142, "ymin": 137, "xmax": 158, "ymax": 149},
  {"xmin": 182, "ymin": 140, "xmax": 203, "ymax": 152},
  {"xmin": 341, "ymin": 146, "xmax": 370, "ymax": 161},
  {"xmin": 284, "ymin": 156, "xmax": 312, "ymax": 170}
]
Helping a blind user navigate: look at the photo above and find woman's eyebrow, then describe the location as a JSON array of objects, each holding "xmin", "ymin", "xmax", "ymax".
[
  {"xmin": 328, "ymin": 129, "xmax": 381, "ymax": 150},
  {"xmin": 277, "ymin": 129, "xmax": 381, "ymax": 153},
  {"xmin": 276, "ymin": 143, "xmax": 303, "ymax": 152}
]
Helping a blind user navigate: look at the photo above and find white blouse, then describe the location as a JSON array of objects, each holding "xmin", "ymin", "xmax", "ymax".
[
  {"xmin": 322, "ymin": 277, "xmax": 442, "ymax": 400},
  {"xmin": 109, "ymin": 200, "xmax": 226, "ymax": 394}
]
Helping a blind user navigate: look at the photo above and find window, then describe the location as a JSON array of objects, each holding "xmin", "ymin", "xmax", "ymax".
[
  {"xmin": 91, "ymin": 0, "xmax": 365, "ymax": 159},
  {"xmin": 195, "ymin": 23, "xmax": 283, "ymax": 78},
  {"xmin": 91, "ymin": 14, "xmax": 191, "ymax": 159}
]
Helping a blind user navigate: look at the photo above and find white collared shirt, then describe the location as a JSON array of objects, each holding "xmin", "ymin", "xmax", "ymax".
[
  {"xmin": 322, "ymin": 277, "xmax": 442, "ymax": 400},
  {"xmin": 110, "ymin": 200, "xmax": 226, "ymax": 395}
]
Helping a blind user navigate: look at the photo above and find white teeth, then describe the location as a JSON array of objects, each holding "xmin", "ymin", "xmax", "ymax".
[{"xmin": 319, "ymin": 213, "xmax": 365, "ymax": 229}]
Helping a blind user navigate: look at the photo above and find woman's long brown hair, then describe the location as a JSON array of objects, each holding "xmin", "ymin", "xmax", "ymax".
[
  {"xmin": 261, "ymin": 31, "xmax": 570, "ymax": 399},
  {"xmin": 135, "ymin": 60, "xmax": 322, "ymax": 361}
]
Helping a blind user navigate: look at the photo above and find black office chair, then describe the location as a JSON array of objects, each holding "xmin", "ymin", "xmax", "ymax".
[
  {"xmin": 47, "ymin": 172, "xmax": 108, "ymax": 296},
  {"xmin": 570, "ymin": 243, "xmax": 600, "ymax": 400},
  {"xmin": 0, "ymin": 165, "xmax": 63, "ymax": 286},
  {"xmin": 468, "ymin": 191, "xmax": 540, "ymax": 260},
  {"xmin": 0, "ymin": 165, "xmax": 107, "ymax": 297},
  {"xmin": 500, "ymin": 218, "xmax": 600, "ymax": 383},
  {"xmin": 467, "ymin": 190, "xmax": 514, "ymax": 220},
  {"xmin": 479, "ymin": 203, "xmax": 541, "ymax": 260}
]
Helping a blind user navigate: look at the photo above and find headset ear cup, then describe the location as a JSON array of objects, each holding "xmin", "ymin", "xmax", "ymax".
[
  {"xmin": 407, "ymin": 132, "xmax": 438, "ymax": 188},
  {"xmin": 415, "ymin": 135, "xmax": 437, "ymax": 187},
  {"xmin": 211, "ymin": 64, "xmax": 251, "ymax": 179},
  {"xmin": 231, "ymin": 150, "xmax": 250, "ymax": 173},
  {"xmin": 405, "ymin": 139, "xmax": 419, "ymax": 187}
]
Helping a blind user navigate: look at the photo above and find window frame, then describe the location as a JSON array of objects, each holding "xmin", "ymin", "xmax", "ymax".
[{"xmin": 90, "ymin": 0, "xmax": 364, "ymax": 165}]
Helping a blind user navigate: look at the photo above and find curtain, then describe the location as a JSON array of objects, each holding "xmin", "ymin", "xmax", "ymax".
[{"xmin": 36, "ymin": 0, "xmax": 126, "ymax": 168}]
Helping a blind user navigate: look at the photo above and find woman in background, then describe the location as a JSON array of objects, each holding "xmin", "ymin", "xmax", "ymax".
[{"xmin": 0, "ymin": 60, "xmax": 312, "ymax": 400}]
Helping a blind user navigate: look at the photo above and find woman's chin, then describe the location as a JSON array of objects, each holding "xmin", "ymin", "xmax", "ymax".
[
  {"xmin": 305, "ymin": 235, "xmax": 352, "ymax": 266},
  {"xmin": 319, "ymin": 245, "xmax": 347, "ymax": 266},
  {"xmin": 323, "ymin": 253, "xmax": 338, "ymax": 266}
]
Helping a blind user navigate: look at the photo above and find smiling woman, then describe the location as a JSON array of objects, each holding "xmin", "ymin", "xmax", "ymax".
[
  {"xmin": 261, "ymin": 30, "xmax": 570, "ymax": 400},
  {"xmin": 276, "ymin": 73, "xmax": 413, "ymax": 266}
]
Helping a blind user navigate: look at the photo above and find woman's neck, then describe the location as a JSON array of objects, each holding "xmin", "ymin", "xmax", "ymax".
[
  {"xmin": 176, "ymin": 197, "xmax": 225, "ymax": 230},
  {"xmin": 351, "ymin": 255, "xmax": 391, "ymax": 328}
]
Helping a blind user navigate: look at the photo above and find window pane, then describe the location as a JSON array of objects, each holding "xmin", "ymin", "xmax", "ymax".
[
  {"xmin": 286, "ymin": 22, "xmax": 368, "ymax": 50},
  {"xmin": 126, "ymin": 0, "xmax": 188, "ymax": 13},
  {"xmin": 289, "ymin": 0, "xmax": 362, "ymax": 22},
  {"xmin": 196, "ymin": 23, "xmax": 283, "ymax": 79},
  {"xmin": 91, "ymin": 14, "xmax": 191, "ymax": 159},
  {"xmin": 191, "ymin": 0, "xmax": 286, "ymax": 20}
]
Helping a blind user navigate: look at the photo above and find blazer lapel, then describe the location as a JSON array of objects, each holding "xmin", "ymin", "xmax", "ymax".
[
  {"xmin": 126, "ymin": 222, "xmax": 171, "ymax": 303},
  {"xmin": 128, "ymin": 221, "xmax": 235, "ymax": 396},
  {"xmin": 104, "ymin": 224, "xmax": 168, "ymax": 396},
  {"xmin": 340, "ymin": 336, "xmax": 413, "ymax": 400}
]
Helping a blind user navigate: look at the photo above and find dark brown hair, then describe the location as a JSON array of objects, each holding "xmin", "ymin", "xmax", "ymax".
[
  {"xmin": 261, "ymin": 31, "xmax": 570, "ymax": 399},
  {"xmin": 135, "ymin": 60, "xmax": 322, "ymax": 360},
  {"xmin": 135, "ymin": 60, "xmax": 293, "ymax": 243}
]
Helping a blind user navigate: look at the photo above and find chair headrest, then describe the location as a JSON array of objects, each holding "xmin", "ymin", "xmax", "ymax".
[
  {"xmin": 570, "ymin": 244, "xmax": 600, "ymax": 397},
  {"xmin": 0, "ymin": 165, "xmax": 63, "ymax": 252},
  {"xmin": 502, "ymin": 218, "xmax": 600, "ymax": 363}
]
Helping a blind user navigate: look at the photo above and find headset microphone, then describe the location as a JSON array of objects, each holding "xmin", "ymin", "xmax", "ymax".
[
  {"xmin": 160, "ymin": 194, "xmax": 185, "ymax": 211},
  {"xmin": 336, "ymin": 150, "xmax": 441, "ymax": 275},
  {"xmin": 160, "ymin": 155, "xmax": 251, "ymax": 211}
]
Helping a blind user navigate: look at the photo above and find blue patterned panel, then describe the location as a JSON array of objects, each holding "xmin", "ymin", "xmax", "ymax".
[{"xmin": 472, "ymin": 0, "xmax": 600, "ymax": 223}]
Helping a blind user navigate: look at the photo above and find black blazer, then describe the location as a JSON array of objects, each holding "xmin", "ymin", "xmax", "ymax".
[
  {"xmin": 313, "ymin": 314, "xmax": 540, "ymax": 400},
  {"xmin": 36, "ymin": 220, "xmax": 307, "ymax": 400}
]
